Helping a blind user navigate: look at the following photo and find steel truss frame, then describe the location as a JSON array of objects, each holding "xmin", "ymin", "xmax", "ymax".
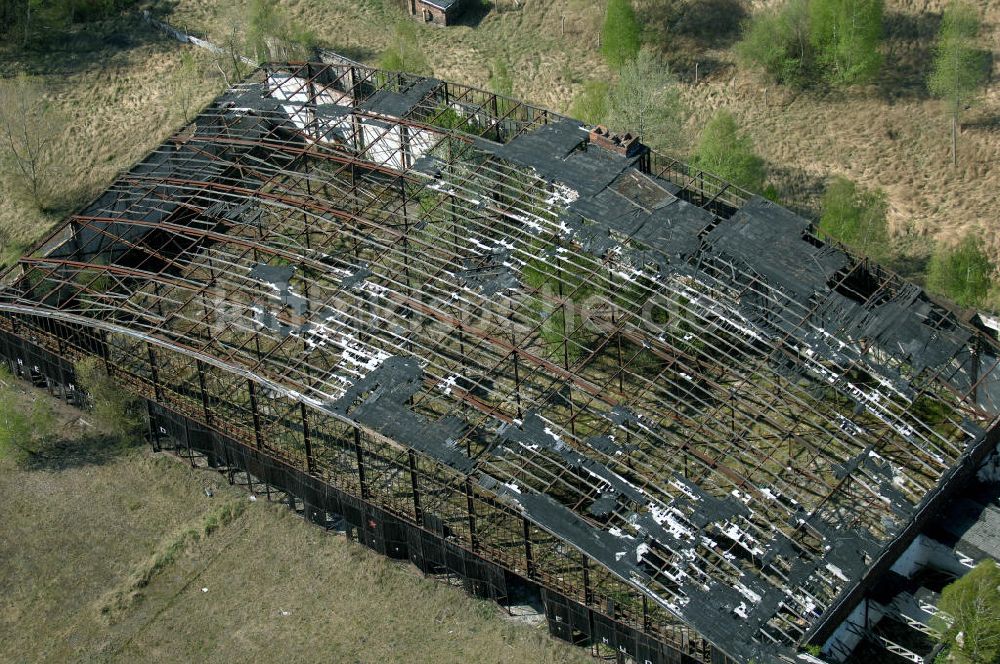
[{"xmin": 1, "ymin": 61, "xmax": 998, "ymax": 663}]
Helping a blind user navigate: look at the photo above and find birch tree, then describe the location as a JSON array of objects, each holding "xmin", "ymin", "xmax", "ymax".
[
  {"xmin": 605, "ymin": 49, "xmax": 683, "ymax": 151},
  {"xmin": 928, "ymin": 0, "xmax": 988, "ymax": 166}
]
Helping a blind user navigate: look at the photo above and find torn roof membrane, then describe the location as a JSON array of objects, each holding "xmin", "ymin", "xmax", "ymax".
[{"xmin": 3, "ymin": 62, "xmax": 999, "ymax": 663}]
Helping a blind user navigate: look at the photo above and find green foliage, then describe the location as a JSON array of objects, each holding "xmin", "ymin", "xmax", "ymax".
[
  {"xmin": 174, "ymin": 50, "xmax": 201, "ymax": 125},
  {"xmin": 521, "ymin": 243, "xmax": 598, "ymax": 363},
  {"xmin": 605, "ymin": 49, "xmax": 684, "ymax": 151},
  {"xmin": 245, "ymin": 0, "xmax": 317, "ymax": 63},
  {"xmin": 736, "ymin": 0, "xmax": 814, "ymax": 87},
  {"xmin": 601, "ymin": 0, "xmax": 642, "ymax": 68},
  {"xmin": 0, "ymin": 365, "xmax": 57, "ymax": 465},
  {"xmin": 74, "ymin": 357, "xmax": 142, "ymax": 441},
  {"xmin": 929, "ymin": 1, "xmax": 988, "ymax": 115},
  {"xmin": 928, "ymin": 0, "xmax": 988, "ymax": 164},
  {"xmin": 737, "ymin": 0, "xmax": 883, "ymax": 87},
  {"xmin": 932, "ymin": 559, "xmax": 1000, "ymax": 664},
  {"xmin": 926, "ymin": 234, "xmax": 994, "ymax": 309},
  {"xmin": 570, "ymin": 80, "xmax": 610, "ymax": 125},
  {"xmin": 817, "ymin": 176, "xmax": 888, "ymax": 259},
  {"xmin": 488, "ymin": 58, "xmax": 513, "ymax": 97},
  {"xmin": 692, "ymin": 110, "xmax": 766, "ymax": 193},
  {"xmin": 809, "ymin": 0, "xmax": 883, "ymax": 85},
  {"xmin": 379, "ymin": 21, "xmax": 430, "ymax": 75}
]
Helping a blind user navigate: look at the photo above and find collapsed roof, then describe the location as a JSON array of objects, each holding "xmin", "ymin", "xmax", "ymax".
[{"xmin": 3, "ymin": 62, "xmax": 999, "ymax": 661}]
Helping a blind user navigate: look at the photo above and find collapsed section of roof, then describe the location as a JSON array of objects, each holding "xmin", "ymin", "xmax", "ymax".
[{"xmin": 3, "ymin": 63, "xmax": 999, "ymax": 662}]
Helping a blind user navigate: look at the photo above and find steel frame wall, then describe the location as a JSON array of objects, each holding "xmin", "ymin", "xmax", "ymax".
[{"xmin": 1, "ymin": 61, "xmax": 998, "ymax": 663}]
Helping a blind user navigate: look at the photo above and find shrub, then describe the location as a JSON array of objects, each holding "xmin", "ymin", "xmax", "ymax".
[
  {"xmin": 692, "ymin": 110, "xmax": 766, "ymax": 193},
  {"xmin": 737, "ymin": 0, "xmax": 883, "ymax": 87},
  {"xmin": 817, "ymin": 176, "xmax": 888, "ymax": 259},
  {"xmin": 809, "ymin": 0, "xmax": 883, "ymax": 85},
  {"xmin": 74, "ymin": 357, "xmax": 143, "ymax": 441},
  {"xmin": 379, "ymin": 21, "xmax": 430, "ymax": 75},
  {"xmin": 605, "ymin": 49, "xmax": 684, "ymax": 151},
  {"xmin": 736, "ymin": 0, "xmax": 814, "ymax": 87},
  {"xmin": 601, "ymin": 0, "xmax": 642, "ymax": 68},
  {"xmin": 521, "ymin": 244, "xmax": 598, "ymax": 364},
  {"xmin": 926, "ymin": 234, "xmax": 994, "ymax": 309},
  {"xmin": 489, "ymin": 58, "xmax": 513, "ymax": 97},
  {"xmin": 932, "ymin": 559, "xmax": 1000, "ymax": 664},
  {"xmin": 0, "ymin": 365, "xmax": 57, "ymax": 465},
  {"xmin": 570, "ymin": 81, "xmax": 610, "ymax": 125}
]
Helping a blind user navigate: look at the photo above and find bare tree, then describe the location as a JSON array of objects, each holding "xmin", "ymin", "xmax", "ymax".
[{"xmin": 0, "ymin": 74, "xmax": 57, "ymax": 209}]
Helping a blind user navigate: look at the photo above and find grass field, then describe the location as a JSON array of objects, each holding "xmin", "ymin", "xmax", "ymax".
[
  {"xmin": 0, "ymin": 16, "xmax": 224, "ymax": 258},
  {"xmin": 0, "ymin": 380, "xmax": 590, "ymax": 663}
]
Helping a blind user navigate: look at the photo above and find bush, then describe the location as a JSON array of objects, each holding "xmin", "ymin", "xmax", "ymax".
[
  {"xmin": 605, "ymin": 49, "xmax": 684, "ymax": 151},
  {"xmin": 932, "ymin": 559, "xmax": 1000, "ymax": 664},
  {"xmin": 245, "ymin": 0, "xmax": 317, "ymax": 62},
  {"xmin": 809, "ymin": 0, "xmax": 883, "ymax": 85},
  {"xmin": 74, "ymin": 357, "xmax": 143, "ymax": 441},
  {"xmin": 570, "ymin": 80, "xmax": 610, "ymax": 125},
  {"xmin": 926, "ymin": 234, "xmax": 994, "ymax": 309},
  {"xmin": 489, "ymin": 58, "xmax": 513, "ymax": 97},
  {"xmin": 379, "ymin": 21, "xmax": 430, "ymax": 75},
  {"xmin": 521, "ymin": 244, "xmax": 598, "ymax": 363},
  {"xmin": 817, "ymin": 176, "xmax": 888, "ymax": 259},
  {"xmin": 736, "ymin": 0, "xmax": 814, "ymax": 87},
  {"xmin": 601, "ymin": 0, "xmax": 642, "ymax": 68},
  {"xmin": 692, "ymin": 110, "xmax": 766, "ymax": 193},
  {"xmin": 0, "ymin": 366, "xmax": 57, "ymax": 465},
  {"xmin": 737, "ymin": 0, "xmax": 883, "ymax": 87}
]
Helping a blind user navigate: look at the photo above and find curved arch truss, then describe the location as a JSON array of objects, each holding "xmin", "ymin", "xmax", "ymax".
[{"xmin": 3, "ymin": 61, "xmax": 998, "ymax": 662}]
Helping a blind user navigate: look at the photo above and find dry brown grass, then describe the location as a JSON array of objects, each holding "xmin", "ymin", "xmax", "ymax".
[{"xmin": 0, "ymin": 19, "xmax": 224, "ymax": 256}]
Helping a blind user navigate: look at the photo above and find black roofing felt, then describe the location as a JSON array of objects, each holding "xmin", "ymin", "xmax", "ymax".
[
  {"xmin": 15, "ymin": 65, "xmax": 1000, "ymax": 664},
  {"xmin": 360, "ymin": 78, "xmax": 441, "ymax": 119},
  {"xmin": 489, "ymin": 119, "xmax": 633, "ymax": 192}
]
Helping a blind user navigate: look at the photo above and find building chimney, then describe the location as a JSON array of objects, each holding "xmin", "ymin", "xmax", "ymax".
[{"xmin": 588, "ymin": 125, "xmax": 646, "ymax": 158}]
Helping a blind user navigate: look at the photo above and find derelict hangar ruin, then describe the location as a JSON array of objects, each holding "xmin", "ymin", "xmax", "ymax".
[{"xmin": 2, "ymin": 60, "xmax": 999, "ymax": 664}]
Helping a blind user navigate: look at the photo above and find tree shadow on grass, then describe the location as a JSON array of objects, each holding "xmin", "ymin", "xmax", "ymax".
[
  {"xmin": 452, "ymin": 0, "xmax": 492, "ymax": 29},
  {"xmin": 1, "ymin": 14, "xmax": 169, "ymax": 79},
  {"xmin": 876, "ymin": 11, "xmax": 942, "ymax": 102},
  {"xmin": 641, "ymin": 0, "xmax": 748, "ymax": 50},
  {"xmin": 883, "ymin": 251, "xmax": 930, "ymax": 284},
  {"xmin": 20, "ymin": 432, "xmax": 144, "ymax": 472},
  {"xmin": 319, "ymin": 45, "xmax": 379, "ymax": 64},
  {"xmin": 765, "ymin": 163, "xmax": 827, "ymax": 221}
]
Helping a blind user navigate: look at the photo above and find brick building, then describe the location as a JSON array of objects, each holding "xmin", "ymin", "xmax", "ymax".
[{"xmin": 407, "ymin": 0, "xmax": 467, "ymax": 26}]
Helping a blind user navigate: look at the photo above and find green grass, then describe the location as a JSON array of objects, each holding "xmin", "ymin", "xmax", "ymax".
[
  {"xmin": 97, "ymin": 499, "xmax": 248, "ymax": 621},
  {"xmin": 0, "ymin": 381, "xmax": 590, "ymax": 664}
]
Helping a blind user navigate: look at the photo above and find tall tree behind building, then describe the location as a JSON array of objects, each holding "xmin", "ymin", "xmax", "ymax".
[
  {"xmin": 604, "ymin": 49, "xmax": 684, "ymax": 151},
  {"xmin": 928, "ymin": 0, "xmax": 988, "ymax": 166}
]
